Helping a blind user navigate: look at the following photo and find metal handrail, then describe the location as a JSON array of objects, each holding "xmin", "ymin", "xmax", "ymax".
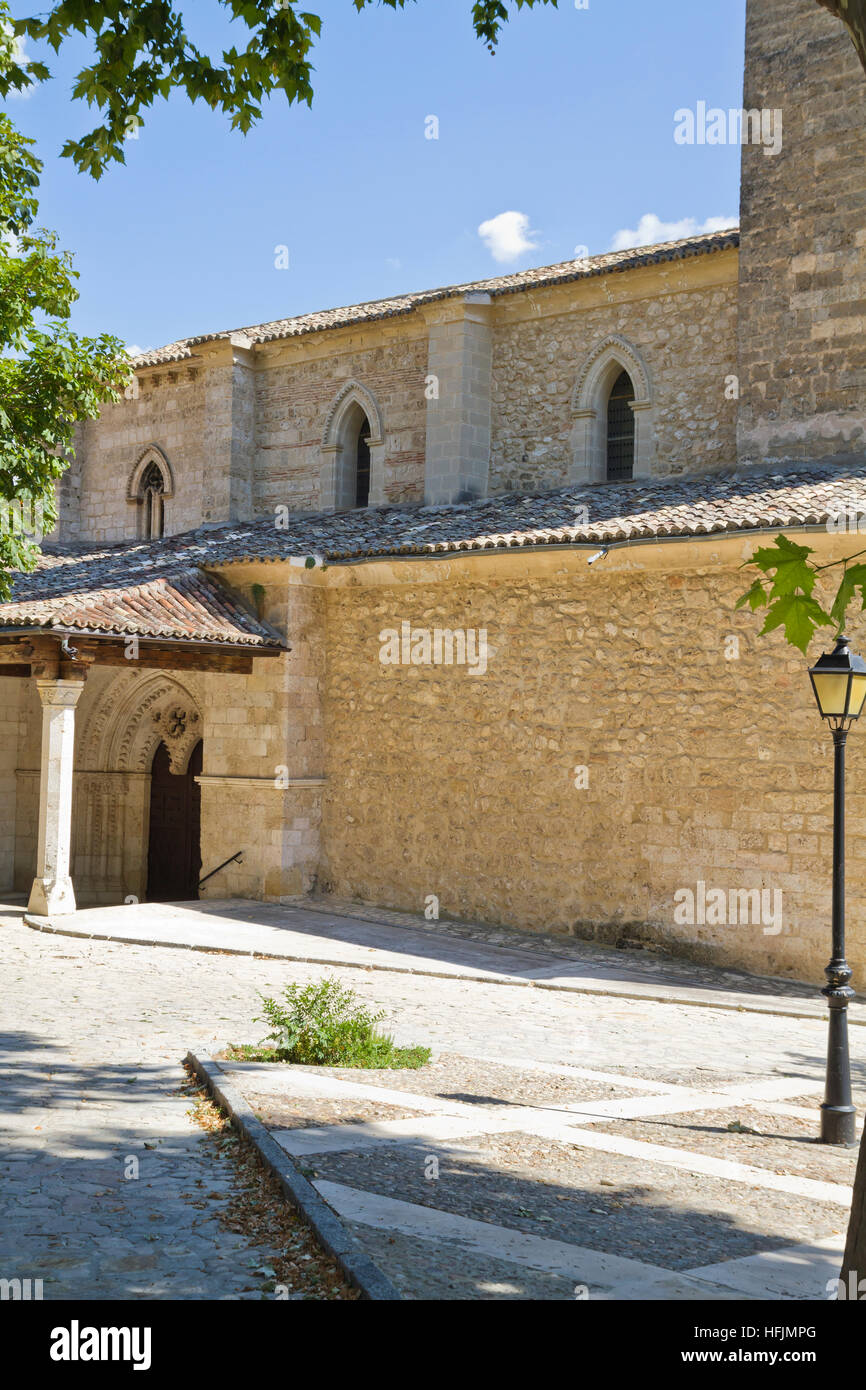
[{"xmin": 198, "ymin": 850, "xmax": 243, "ymax": 889}]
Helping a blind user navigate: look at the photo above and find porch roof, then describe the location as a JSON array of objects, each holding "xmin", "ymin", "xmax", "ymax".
[
  {"xmin": 2, "ymin": 461, "xmax": 865, "ymax": 635},
  {"xmin": 0, "ymin": 564, "xmax": 285, "ymax": 651}
]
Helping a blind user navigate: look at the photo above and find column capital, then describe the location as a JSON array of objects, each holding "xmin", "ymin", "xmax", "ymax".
[{"xmin": 34, "ymin": 678, "xmax": 86, "ymax": 708}]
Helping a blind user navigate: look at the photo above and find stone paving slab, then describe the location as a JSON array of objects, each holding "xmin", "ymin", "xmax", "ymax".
[
  {"xmin": 24, "ymin": 896, "xmax": 866, "ymax": 1025},
  {"xmin": 212, "ymin": 1049, "xmax": 855, "ymax": 1300},
  {"xmin": 592, "ymin": 1105, "xmax": 860, "ymax": 1186},
  {"xmin": 684, "ymin": 1236, "xmax": 845, "ymax": 1302},
  {"xmin": 313, "ymin": 1180, "xmax": 745, "ymax": 1302}
]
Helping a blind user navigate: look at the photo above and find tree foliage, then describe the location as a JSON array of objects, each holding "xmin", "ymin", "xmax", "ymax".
[
  {"xmin": 1, "ymin": 1, "xmax": 560, "ymax": 178},
  {"xmin": 736, "ymin": 534, "xmax": 866, "ymax": 654},
  {"xmin": 0, "ymin": 13, "xmax": 128, "ymax": 598},
  {"xmin": 0, "ymin": 2, "xmax": 861, "ymax": 177}
]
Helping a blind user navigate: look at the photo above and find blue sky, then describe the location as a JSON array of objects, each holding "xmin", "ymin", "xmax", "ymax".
[{"xmin": 9, "ymin": 0, "xmax": 746, "ymax": 352}]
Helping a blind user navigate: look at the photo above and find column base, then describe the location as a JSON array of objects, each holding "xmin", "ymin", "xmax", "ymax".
[
  {"xmin": 27, "ymin": 875, "xmax": 77, "ymax": 916},
  {"xmin": 820, "ymin": 1102, "xmax": 858, "ymax": 1147}
]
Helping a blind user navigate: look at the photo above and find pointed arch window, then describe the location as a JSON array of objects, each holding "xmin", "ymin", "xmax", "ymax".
[
  {"xmin": 606, "ymin": 369, "xmax": 635, "ymax": 482},
  {"xmin": 140, "ymin": 462, "xmax": 165, "ymax": 538},
  {"xmin": 320, "ymin": 381, "xmax": 384, "ymax": 511},
  {"xmin": 127, "ymin": 446, "xmax": 174, "ymax": 539},
  {"xmin": 570, "ymin": 336, "xmax": 653, "ymax": 485}
]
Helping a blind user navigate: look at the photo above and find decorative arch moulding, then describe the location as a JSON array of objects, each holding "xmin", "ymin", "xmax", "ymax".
[
  {"xmin": 126, "ymin": 445, "xmax": 176, "ymax": 501},
  {"xmin": 321, "ymin": 381, "xmax": 385, "ymax": 451},
  {"xmin": 571, "ymin": 334, "xmax": 653, "ymax": 415},
  {"xmin": 78, "ymin": 670, "xmax": 204, "ymax": 775}
]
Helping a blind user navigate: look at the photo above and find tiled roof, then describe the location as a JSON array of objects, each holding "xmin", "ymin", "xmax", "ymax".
[
  {"xmin": 3, "ymin": 462, "xmax": 864, "ymax": 641},
  {"xmin": 0, "ymin": 567, "xmax": 285, "ymax": 648},
  {"xmin": 131, "ymin": 229, "xmax": 739, "ymax": 367}
]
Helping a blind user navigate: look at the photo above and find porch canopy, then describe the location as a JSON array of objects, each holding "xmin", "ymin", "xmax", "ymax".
[{"xmin": 0, "ymin": 550, "xmax": 285, "ymax": 916}]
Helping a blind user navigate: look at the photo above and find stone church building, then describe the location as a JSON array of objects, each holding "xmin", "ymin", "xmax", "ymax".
[{"xmin": 1, "ymin": 0, "xmax": 865, "ymax": 983}]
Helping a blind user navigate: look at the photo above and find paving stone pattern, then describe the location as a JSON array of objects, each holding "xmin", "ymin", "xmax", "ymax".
[{"xmin": 2, "ymin": 899, "xmax": 862, "ymax": 1301}]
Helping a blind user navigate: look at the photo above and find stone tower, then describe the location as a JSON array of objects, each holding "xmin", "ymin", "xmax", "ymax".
[{"xmin": 737, "ymin": 0, "xmax": 866, "ymax": 467}]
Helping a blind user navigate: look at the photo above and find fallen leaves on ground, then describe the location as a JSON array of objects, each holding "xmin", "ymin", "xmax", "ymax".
[{"xmin": 181, "ymin": 1067, "xmax": 360, "ymax": 1301}]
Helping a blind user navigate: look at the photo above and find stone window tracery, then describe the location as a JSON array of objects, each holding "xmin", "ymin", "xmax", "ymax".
[
  {"xmin": 126, "ymin": 446, "xmax": 174, "ymax": 539},
  {"xmin": 140, "ymin": 462, "xmax": 165, "ymax": 538}
]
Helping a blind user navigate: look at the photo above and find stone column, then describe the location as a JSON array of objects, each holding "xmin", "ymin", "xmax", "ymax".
[
  {"xmin": 423, "ymin": 294, "xmax": 493, "ymax": 505},
  {"xmin": 27, "ymin": 678, "xmax": 84, "ymax": 916},
  {"xmin": 201, "ymin": 336, "xmax": 256, "ymax": 525}
]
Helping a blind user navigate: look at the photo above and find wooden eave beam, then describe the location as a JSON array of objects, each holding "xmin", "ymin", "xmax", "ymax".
[{"xmin": 0, "ymin": 631, "xmax": 285, "ymax": 675}]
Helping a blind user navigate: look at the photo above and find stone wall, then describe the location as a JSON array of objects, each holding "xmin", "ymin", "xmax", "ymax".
[
  {"xmin": 490, "ymin": 255, "xmax": 739, "ymax": 493},
  {"xmin": 72, "ymin": 365, "xmax": 210, "ymax": 544},
  {"xmin": 195, "ymin": 567, "xmax": 327, "ymax": 900},
  {"xmin": 318, "ymin": 541, "xmax": 866, "ymax": 985},
  {"xmin": 737, "ymin": 0, "xmax": 866, "ymax": 465},
  {"xmin": 253, "ymin": 326, "xmax": 428, "ymax": 516},
  {"xmin": 423, "ymin": 298, "xmax": 493, "ymax": 504},
  {"xmin": 63, "ymin": 321, "xmax": 430, "ymax": 546},
  {"xmin": 59, "ymin": 250, "xmax": 743, "ymax": 550}
]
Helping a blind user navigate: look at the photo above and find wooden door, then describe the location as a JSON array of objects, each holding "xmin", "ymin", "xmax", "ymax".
[{"xmin": 146, "ymin": 740, "xmax": 202, "ymax": 901}]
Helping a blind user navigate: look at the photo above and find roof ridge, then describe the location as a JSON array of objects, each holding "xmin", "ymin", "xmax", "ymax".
[{"xmin": 131, "ymin": 227, "xmax": 740, "ymax": 367}]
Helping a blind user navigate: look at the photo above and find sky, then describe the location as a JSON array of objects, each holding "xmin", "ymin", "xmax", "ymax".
[{"xmin": 7, "ymin": 0, "xmax": 747, "ymax": 354}]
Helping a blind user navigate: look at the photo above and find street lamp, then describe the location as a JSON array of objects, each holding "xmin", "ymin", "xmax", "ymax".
[{"xmin": 808, "ymin": 633, "xmax": 866, "ymax": 1146}]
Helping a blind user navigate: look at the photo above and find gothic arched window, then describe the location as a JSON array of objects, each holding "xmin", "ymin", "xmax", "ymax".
[
  {"xmin": 140, "ymin": 462, "xmax": 165, "ymax": 538},
  {"xmin": 606, "ymin": 369, "xmax": 635, "ymax": 482},
  {"xmin": 570, "ymin": 337, "xmax": 653, "ymax": 485},
  {"xmin": 320, "ymin": 382, "xmax": 384, "ymax": 511}
]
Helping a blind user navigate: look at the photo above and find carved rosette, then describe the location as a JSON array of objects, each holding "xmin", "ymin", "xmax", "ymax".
[{"xmin": 150, "ymin": 704, "xmax": 201, "ymax": 772}]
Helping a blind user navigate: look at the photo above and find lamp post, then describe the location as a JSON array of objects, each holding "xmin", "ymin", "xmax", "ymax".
[{"xmin": 808, "ymin": 633, "xmax": 866, "ymax": 1147}]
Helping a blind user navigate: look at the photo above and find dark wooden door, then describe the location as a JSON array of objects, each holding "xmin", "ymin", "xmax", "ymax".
[{"xmin": 146, "ymin": 740, "xmax": 202, "ymax": 901}]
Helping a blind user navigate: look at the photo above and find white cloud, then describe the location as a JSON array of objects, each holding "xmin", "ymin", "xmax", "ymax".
[
  {"xmin": 609, "ymin": 213, "xmax": 737, "ymax": 252},
  {"xmin": 125, "ymin": 344, "xmax": 152, "ymax": 359},
  {"xmin": 477, "ymin": 210, "xmax": 540, "ymax": 264},
  {"xmin": 3, "ymin": 27, "xmax": 35, "ymax": 99}
]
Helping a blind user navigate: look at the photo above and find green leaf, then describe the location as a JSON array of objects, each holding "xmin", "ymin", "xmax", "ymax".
[
  {"xmin": 749, "ymin": 533, "xmax": 817, "ymax": 599},
  {"xmin": 735, "ymin": 578, "xmax": 768, "ymax": 612},
  {"xmin": 0, "ymin": 88, "xmax": 127, "ymax": 596},
  {"xmin": 760, "ymin": 594, "xmax": 834, "ymax": 654},
  {"xmin": 829, "ymin": 563, "xmax": 866, "ymax": 628}
]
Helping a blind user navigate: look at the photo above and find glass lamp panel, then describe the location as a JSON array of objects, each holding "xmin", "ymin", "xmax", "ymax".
[
  {"xmin": 848, "ymin": 674, "xmax": 866, "ymax": 718},
  {"xmin": 812, "ymin": 671, "xmax": 851, "ymax": 716}
]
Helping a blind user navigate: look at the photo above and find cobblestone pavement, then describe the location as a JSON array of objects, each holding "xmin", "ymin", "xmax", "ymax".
[{"xmin": 2, "ymin": 899, "xmax": 863, "ymax": 1301}]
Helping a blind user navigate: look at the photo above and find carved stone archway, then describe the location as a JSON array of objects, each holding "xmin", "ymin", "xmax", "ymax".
[
  {"xmin": 72, "ymin": 670, "xmax": 204, "ymax": 903},
  {"xmin": 126, "ymin": 445, "xmax": 175, "ymax": 539}
]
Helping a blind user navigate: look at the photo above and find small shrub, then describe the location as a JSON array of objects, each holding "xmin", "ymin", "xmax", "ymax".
[{"xmin": 227, "ymin": 977, "xmax": 430, "ymax": 1069}]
